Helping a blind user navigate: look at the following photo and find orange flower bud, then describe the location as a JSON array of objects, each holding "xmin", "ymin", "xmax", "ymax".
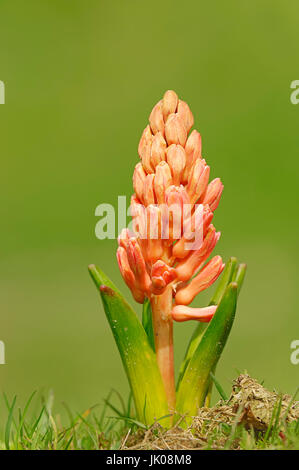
[
  {"xmin": 186, "ymin": 158, "xmax": 210, "ymax": 204},
  {"xmin": 166, "ymin": 144, "xmax": 186, "ymax": 185},
  {"xmin": 149, "ymin": 100, "xmax": 164, "ymax": 135},
  {"xmin": 175, "ymin": 225, "xmax": 220, "ymax": 281},
  {"xmin": 201, "ymin": 178, "xmax": 224, "ymax": 211},
  {"xmin": 138, "ymin": 125, "xmax": 154, "ymax": 174},
  {"xmin": 173, "ymin": 204, "xmax": 214, "ymax": 259},
  {"xmin": 164, "ymin": 184, "xmax": 189, "ymax": 208},
  {"xmin": 154, "ymin": 161, "xmax": 172, "ymax": 204},
  {"xmin": 143, "ymin": 174, "xmax": 156, "ymax": 206},
  {"xmin": 165, "ymin": 113, "xmax": 187, "ymax": 146},
  {"xmin": 130, "ymin": 195, "xmax": 147, "ymax": 238},
  {"xmin": 162, "ymin": 90, "xmax": 178, "ymax": 120},
  {"xmin": 177, "ymin": 99, "xmax": 194, "ymax": 133},
  {"xmin": 151, "ymin": 260, "xmax": 177, "ymax": 295},
  {"xmin": 126, "ymin": 238, "xmax": 151, "ymax": 295},
  {"xmin": 150, "ymin": 132, "xmax": 167, "ymax": 168},
  {"xmin": 182, "ymin": 130, "xmax": 202, "ymax": 183},
  {"xmin": 133, "ymin": 162, "xmax": 146, "ymax": 203},
  {"xmin": 118, "ymin": 91, "xmax": 225, "ymax": 307},
  {"xmin": 162, "ymin": 185, "xmax": 190, "ymax": 241},
  {"xmin": 145, "ymin": 205, "xmax": 163, "ymax": 262},
  {"xmin": 118, "ymin": 228, "xmax": 133, "ymax": 250},
  {"xmin": 117, "ymin": 247, "xmax": 145, "ymax": 303}
]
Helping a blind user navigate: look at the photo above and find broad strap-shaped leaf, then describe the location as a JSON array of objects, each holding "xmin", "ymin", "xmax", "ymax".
[
  {"xmin": 232, "ymin": 263, "xmax": 247, "ymax": 295},
  {"xmin": 176, "ymin": 282, "xmax": 237, "ymax": 417},
  {"xmin": 142, "ymin": 299, "xmax": 155, "ymax": 352},
  {"xmin": 88, "ymin": 265, "xmax": 169, "ymax": 426},
  {"xmin": 199, "ymin": 259, "xmax": 245, "ymax": 404},
  {"xmin": 204, "ymin": 262, "xmax": 246, "ymax": 404},
  {"xmin": 177, "ymin": 257, "xmax": 239, "ymax": 389},
  {"xmin": 176, "ymin": 323, "xmax": 207, "ymax": 390},
  {"xmin": 200, "ymin": 262, "xmax": 246, "ymax": 406},
  {"xmin": 209, "ymin": 257, "xmax": 238, "ymax": 305},
  {"xmin": 203, "ymin": 366, "xmax": 215, "ymax": 407}
]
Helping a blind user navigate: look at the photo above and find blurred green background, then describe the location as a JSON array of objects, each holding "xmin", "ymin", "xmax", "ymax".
[{"xmin": 0, "ymin": 0, "xmax": 298, "ymax": 419}]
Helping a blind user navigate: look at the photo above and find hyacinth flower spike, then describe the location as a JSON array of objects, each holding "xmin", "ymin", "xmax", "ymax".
[
  {"xmin": 117, "ymin": 90, "xmax": 225, "ymax": 408},
  {"xmin": 89, "ymin": 91, "xmax": 246, "ymax": 425}
]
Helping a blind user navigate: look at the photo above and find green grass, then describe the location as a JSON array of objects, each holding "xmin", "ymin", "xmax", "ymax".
[
  {"xmin": 0, "ymin": 389, "xmax": 134, "ymax": 450},
  {"xmin": 1, "ymin": 387, "xmax": 298, "ymax": 450},
  {"xmin": 203, "ymin": 416, "xmax": 299, "ymax": 450}
]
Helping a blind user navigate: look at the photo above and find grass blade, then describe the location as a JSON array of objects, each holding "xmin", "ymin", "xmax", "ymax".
[
  {"xmin": 15, "ymin": 390, "xmax": 36, "ymax": 448},
  {"xmin": 5, "ymin": 395, "xmax": 17, "ymax": 450},
  {"xmin": 29, "ymin": 405, "xmax": 46, "ymax": 439},
  {"xmin": 209, "ymin": 372, "xmax": 228, "ymax": 401}
]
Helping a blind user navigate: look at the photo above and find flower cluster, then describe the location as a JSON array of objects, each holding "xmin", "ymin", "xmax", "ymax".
[{"xmin": 117, "ymin": 90, "xmax": 224, "ymax": 323}]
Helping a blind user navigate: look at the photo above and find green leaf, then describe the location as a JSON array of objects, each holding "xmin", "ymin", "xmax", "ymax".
[
  {"xmin": 204, "ymin": 262, "xmax": 247, "ymax": 404},
  {"xmin": 142, "ymin": 299, "xmax": 155, "ymax": 352},
  {"xmin": 209, "ymin": 257, "xmax": 238, "ymax": 305},
  {"xmin": 176, "ymin": 282, "xmax": 238, "ymax": 418},
  {"xmin": 88, "ymin": 265, "xmax": 169, "ymax": 426},
  {"xmin": 232, "ymin": 263, "xmax": 247, "ymax": 295},
  {"xmin": 200, "ymin": 258, "xmax": 242, "ymax": 403},
  {"xmin": 176, "ymin": 323, "xmax": 207, "ymax": 389},
  {"xmin": 203, "ymin": 365, "xmax": 215, "ymax": 407},
  {"xmin": 177, "ymin": 257, "xmax": 239, "ymax": 389}
]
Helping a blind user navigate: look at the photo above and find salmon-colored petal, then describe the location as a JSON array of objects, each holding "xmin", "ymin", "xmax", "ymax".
[
  {"xmin": 175, "ymin": 226, "xmax": 220, "ymax": 281},
  {"xmin": 162, "ymin": 90, "xmax": 178, "ymax": 120},
  {"xmin": 166, "ymin": 144, "xmax": 186, "ymax": 185},
  {"xmin": 177, "ymin": 100, "xmax": 194, "ymax": 133},
  {"xmin": 171, "ymin": 305, "xmax": 217, "ymax": 322},
  {"xmin": 165, "ymin": 113, "xmax": 187, "ymax": 146},
  {"xmin": 154, "ymin": 161, "xmax": 172, "ymax": 204},
  {"xmin": 175, "ymin": 256, "xmax": 225, "ymax": 305},
  {"xmin": 201, "ymin": 178, "xmax": 224, "ymax": 211},
  {"xmin": 132, "ymin": 162, "xmax": 146, "ymax": 204},
  {"xmin": 116, "ymin": 247, "xmax": 145, "ymax": 303},
  {"xmin": 149, "ymin": 100, "xmax": 164, "ymax": 135}
]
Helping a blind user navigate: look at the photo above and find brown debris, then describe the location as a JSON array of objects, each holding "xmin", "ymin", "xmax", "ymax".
[
  {"xmin": 228, "ymin": 374, "xmax": 299, "ymax": 431},
  {"xmin": 124, "ymin": 374, "xmax": 299, "ymax": 450},
  {"xmin": 124, "ymin": 423, "xmax": 206, "ymax": 450}
]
